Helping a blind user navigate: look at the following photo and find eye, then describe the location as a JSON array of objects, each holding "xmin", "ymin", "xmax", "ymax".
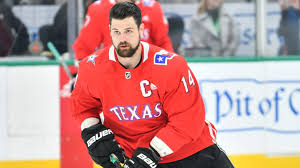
[
  {"xmin": 113, "ymin": 31, "xmax": 120, "ymax": 35},
  {"xmin": 125, "ymin": 29, "xmax": 133, "ymax": 34}
]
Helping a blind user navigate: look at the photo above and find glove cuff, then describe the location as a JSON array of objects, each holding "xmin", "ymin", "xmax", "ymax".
[
  {"xmin": 81, "ymin": 117, "xmax": 100, "ymax": 131},
  {"xmin": 135, "ymin": 147, "xmax": 161, "ymax": 162},
  {"xmin": 149, "ymin": 146, "xmax": 161, "ymax": 162}
]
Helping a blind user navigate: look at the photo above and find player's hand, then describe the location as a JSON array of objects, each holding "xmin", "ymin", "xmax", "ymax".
[
  {"xmin": 123, "ymin": 148, "xmax": 160, "ymax": 168},
  {"xmin": 81, "ymin": 124, "xmax": 125, "ymax": 168}
]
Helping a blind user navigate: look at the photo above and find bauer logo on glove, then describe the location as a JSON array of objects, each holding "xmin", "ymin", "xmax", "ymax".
[{"xmin": 87, "ymin": 129, "xmax": 113, "ymax": 147}]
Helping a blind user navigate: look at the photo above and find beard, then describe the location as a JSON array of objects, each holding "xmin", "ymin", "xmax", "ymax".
[{"xmin": 115, "ymin": 40, "xmax": 140, "ymax": 58}]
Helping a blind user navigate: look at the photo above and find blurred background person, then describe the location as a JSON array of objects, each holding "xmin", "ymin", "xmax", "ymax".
[
  {"xmin": 38, "ymin": 2, "xmax": 68, "ymax": 55},
  {"xmin": 0, "ymin": 0, "xmax": 29, "ymax": 56},
  {"xmin": 167, "ymin": 13, "xmax": 184, "ymax": 54},
  {"xmin": 72, "ymin": 0, "xmax": 173, "ymax": 61},
  {"xmin": 0, "ymin": 2, "xmax": 13, "ymax": 57},
  {"xmin": 189, "ymin": 0, "xmax": 239, "ymax": 57},
  {"xmin": 13, "ymin": 0, "xmax": 55, "ymax": 5},
  {"xmin": 38, "ymin": 0, "xmax": 95, "ymax": 56},
  {"xmin": 278, "ymin": 0, "xmax": 300, "ymax": 55}
]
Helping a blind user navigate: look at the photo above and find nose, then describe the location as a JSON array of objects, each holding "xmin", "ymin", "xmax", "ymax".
[{"xmin": 119, "ymin": 32, "xmax": 127, "ymax": 42}]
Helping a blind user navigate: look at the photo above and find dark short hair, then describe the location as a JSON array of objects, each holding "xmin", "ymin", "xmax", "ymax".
[{"xmin": 109, "ymin": 2, "xmax": 142, "ymax": 27}]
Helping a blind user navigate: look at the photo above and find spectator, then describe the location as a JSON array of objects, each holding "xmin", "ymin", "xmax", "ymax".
[
  {"xmin": 15, "ymin": 0, "xmax": 55, "ymax": 5},
  {"xmin": 0, "ymin": 0, "xmax": 29, "ymax": 56},
  {"xmin": 72, "ymin": 0, "xmax": 174, "ymax": 61},
  {"xmin": 278, "ymin": 0, "xmax": 300, "ymax": 55},
  {"xmin": 167, "ymin": 14, "xmax": 184, "ymax": 54},
  {"xmin": 189, "ymin": 0, "xmax": 239, "ymax": 57},
  {"xmin": 0, "ymin": 9, "xmax": 13, "ymax": 56},
  {"xmin": 38, "ymin": 2, "xmax": 68, "ymax": 54},
  {"xmin": 38, "ymin": 0, "xmax": 95, "ymax": 55}
]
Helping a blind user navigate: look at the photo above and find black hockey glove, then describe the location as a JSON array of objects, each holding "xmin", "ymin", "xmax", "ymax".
[
  {"xmin": 81, "ymin": 124, "xmax": 125, "ymax": 168},
  {"xmin": 123, "ymin": 147, "xmax": 160, "ymax": 168}
]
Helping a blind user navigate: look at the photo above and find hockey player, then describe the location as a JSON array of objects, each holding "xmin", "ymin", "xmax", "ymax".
[
  {"xmin": 71, "ymin": 2, "xmax": 234, "ymax": 168},
  {"xmin": 72, "ymin": 0, "xmax": 173, "ymax": 61}
]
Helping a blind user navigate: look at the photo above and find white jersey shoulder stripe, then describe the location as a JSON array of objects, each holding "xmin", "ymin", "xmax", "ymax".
[
  {"xmin": 141, "ymin": 41, "xmax": 149, "ymax": 62},
  {"xmin": 205, "ymin": 120, "xmax": 217, "ymax": 143},
  {"xmin": 94, "ymin": 0, "xmax": 102, "ymax": 5},
  {"xmin": 109, "ymin": 45, "xmax": 116, "ymax": 62},
  {"xmin": 109, "ymin": 0, "xmax": 115, "ymax": 4}
]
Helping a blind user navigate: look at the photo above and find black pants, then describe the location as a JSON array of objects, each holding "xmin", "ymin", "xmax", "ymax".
[{"xmin": 159, "ymin": 144, "xmax": 234, "ymax": 168}]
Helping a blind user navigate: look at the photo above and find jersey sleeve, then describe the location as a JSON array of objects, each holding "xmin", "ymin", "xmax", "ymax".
[
  {"xmin": 149, "ymin": 2, "xmax": 174, "ymax": 52},
  {"xmin": 151, "ymin": 56, "xmax": 206, "ymax": 157},
  {"xmin": 70, "ymin": 60, "xmax": 102, "ymax": 125},
  {"xmin": 72, "ymin": 4, "xmax": 103, "ymax": 60}
]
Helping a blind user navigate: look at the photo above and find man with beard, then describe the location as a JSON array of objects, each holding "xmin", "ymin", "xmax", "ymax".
[
  {"xmin": 71, "ymin": 2, "xmax": 234, "ymax": 168},
  {"xmin": 72, "ymin": 0, "xmax": 173, "ymax": 61}
]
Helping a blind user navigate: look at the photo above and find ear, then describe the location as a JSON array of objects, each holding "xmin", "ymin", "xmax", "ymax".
[
  {"xmin": 139, "ymin": 23, "xmax": 144, "ymax": 37},
  {"xmin": 109, "ymin": 24, "xmax": 113, "ymax": 36}
]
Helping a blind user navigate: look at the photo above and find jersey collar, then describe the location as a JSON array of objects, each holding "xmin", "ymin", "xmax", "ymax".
[{"xmin": 109, "ymin": 41, "xmax": 149, "ymax": 63}]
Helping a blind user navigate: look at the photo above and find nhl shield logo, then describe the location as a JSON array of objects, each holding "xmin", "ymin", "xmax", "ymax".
[{"xmin": 125, "ymin": 72, "xmax": 131, "ymax": 79}]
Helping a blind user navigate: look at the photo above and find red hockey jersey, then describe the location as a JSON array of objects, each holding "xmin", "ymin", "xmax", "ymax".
[
  {"xmin": 71, "ymin": 42, "xmax": 216, "ymax": 163},
  {"xmin": 72, "ymin": 0, "xmax": 173, "ymax": 60}
]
